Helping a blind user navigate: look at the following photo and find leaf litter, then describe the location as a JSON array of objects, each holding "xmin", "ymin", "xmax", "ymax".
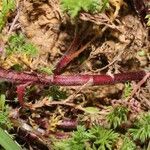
[{"xmin": 0, "ymin": 0, "xmax": 149, "ymax": 149}]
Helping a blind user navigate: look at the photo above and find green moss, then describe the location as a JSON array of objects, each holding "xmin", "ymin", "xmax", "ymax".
[
  {"xmin": 107, "ymin": 106, "xmax": 128, "ymax": 128},
  {"xmin": 0, "ymin": 0, "xmax": 15, "ymax": 31},
  {"xmin": 6, "ymin": 33, "xmax": 38, "ymax": 56},
  {"xmin": 129, "ymin": 113, "xmax": 150, "ymax": 143},
  {"xmin": 61, "ymin": 0, "xmax": 109, "ymax": 19}
]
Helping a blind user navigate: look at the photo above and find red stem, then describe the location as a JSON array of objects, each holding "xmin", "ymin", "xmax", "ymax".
[
  {"xmin": 54, "ymin": 35, "xmax": 80, "ymax": 74},
  {"xmin": 53, "ymin": 71, "xmax": 147, "ymax": 85},
  {"xmin": 0, "ymin": 68, "xmax": 147, "ymax": 86}
]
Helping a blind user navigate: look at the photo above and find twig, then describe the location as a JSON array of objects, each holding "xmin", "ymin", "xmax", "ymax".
[
  {"xmin": 92, "ymin": 50, "xmax": 124, "ymax": 72},
  {"xmin": 11, "ymin": 118, "xmax": 50, "ymax": 149},
  {"xmin": 139, "ymin": 94, "xmax": 150, "ymax": 109},
  {"xmin": 8, "ymin": 1, "xmax": 20, "ymax": 36},
  {"xmin": 93, "ymin": 38, "xmax": 134, "ymax": 72},
  {"xmin": 64, "ymin": 77, "xmax": 93, "ymax": 103},
  {"xmin": 130, "ymin": 72, "xmax": 150, "ymax": 98},
  {"xmin": 28, "ymin": 98, "xmax": 84, "ymax": 111}
]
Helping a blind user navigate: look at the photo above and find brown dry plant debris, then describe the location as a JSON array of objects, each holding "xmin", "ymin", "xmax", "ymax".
[{"xmin": 0, "ymin": 0, "xmax": 149, "ymax": 150}]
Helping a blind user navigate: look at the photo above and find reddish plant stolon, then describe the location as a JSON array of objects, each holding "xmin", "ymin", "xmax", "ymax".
[{"xmin": 0, "ymin": 68, "xmax": 148, "ymax": 106}]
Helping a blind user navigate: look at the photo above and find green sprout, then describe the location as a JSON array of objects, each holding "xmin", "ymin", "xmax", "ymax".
[
  {"xmin": 120, "ymin": 136, "xmax": 136, "ymax": 150},
  {"xmin": 0, "ymin": 94, "xmax": 12, "ymax": 129},
  {"xmin": 129, "ymin": 113, "xmax": 150, "ymax": 143},
  {"xmin": 53, "ymin": 125, "xmax": 119, "ymax": 150},
  {"xmin": 53, "ymin": 126, "xmax": 92, "ymax": 150},
  {"xmin": 122, "ymin": 82, "xmax": 132, "ymax": 99},
  {"xmin": 89, "ymin": 126, "xmax": 119, "ymax": 150},
  {"xmin": 107, "ymin": 106, "xmax": 129, "ymax": 129}
]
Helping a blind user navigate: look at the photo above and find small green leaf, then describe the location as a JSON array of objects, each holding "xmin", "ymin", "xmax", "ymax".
[
  {"xmin": 145, "ymin": 14, "xmax": 150, "ymax": 26},
  {"xmin": 10, "ymin": 64, "xmax": 23, "ymax": 72},
  {"xmin": 0, "ymin": 127, "xmax": 22, "ymax": 150},
  {"xmin": 137, "ymin": 50, "xmax": 146, "ymax": 57},
  {"xmin": 0, "ymin": 94, "xmax": 12, "ymax": 129},
  {"xmin": 0, "ymin": 94, "xmax": 5, "ymax": 111},
  {"xmin": 84, "ymin": 107, "xmax": 99, "ymax": 114},
  {"xmin": 38, "ymin": 66, "xmax": 53, "ymax": 75}
]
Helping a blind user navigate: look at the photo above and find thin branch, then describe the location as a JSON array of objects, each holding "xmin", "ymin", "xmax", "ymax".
[
  {"xmin": 130, "ymin": 72, "xmax": 150, "ymax": 98},
  {"xmin": 8, "ymin": 1, "xmax": 20, "ymax": 35},
  {"xmin": 92, "ymin": 37, "xmax": 135, "ymax": 72}
]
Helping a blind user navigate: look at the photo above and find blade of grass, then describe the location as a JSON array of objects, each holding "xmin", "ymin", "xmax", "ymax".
[{"xmin": 0, "ymin": 127, "xmax": 22, "ymax": 150}]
